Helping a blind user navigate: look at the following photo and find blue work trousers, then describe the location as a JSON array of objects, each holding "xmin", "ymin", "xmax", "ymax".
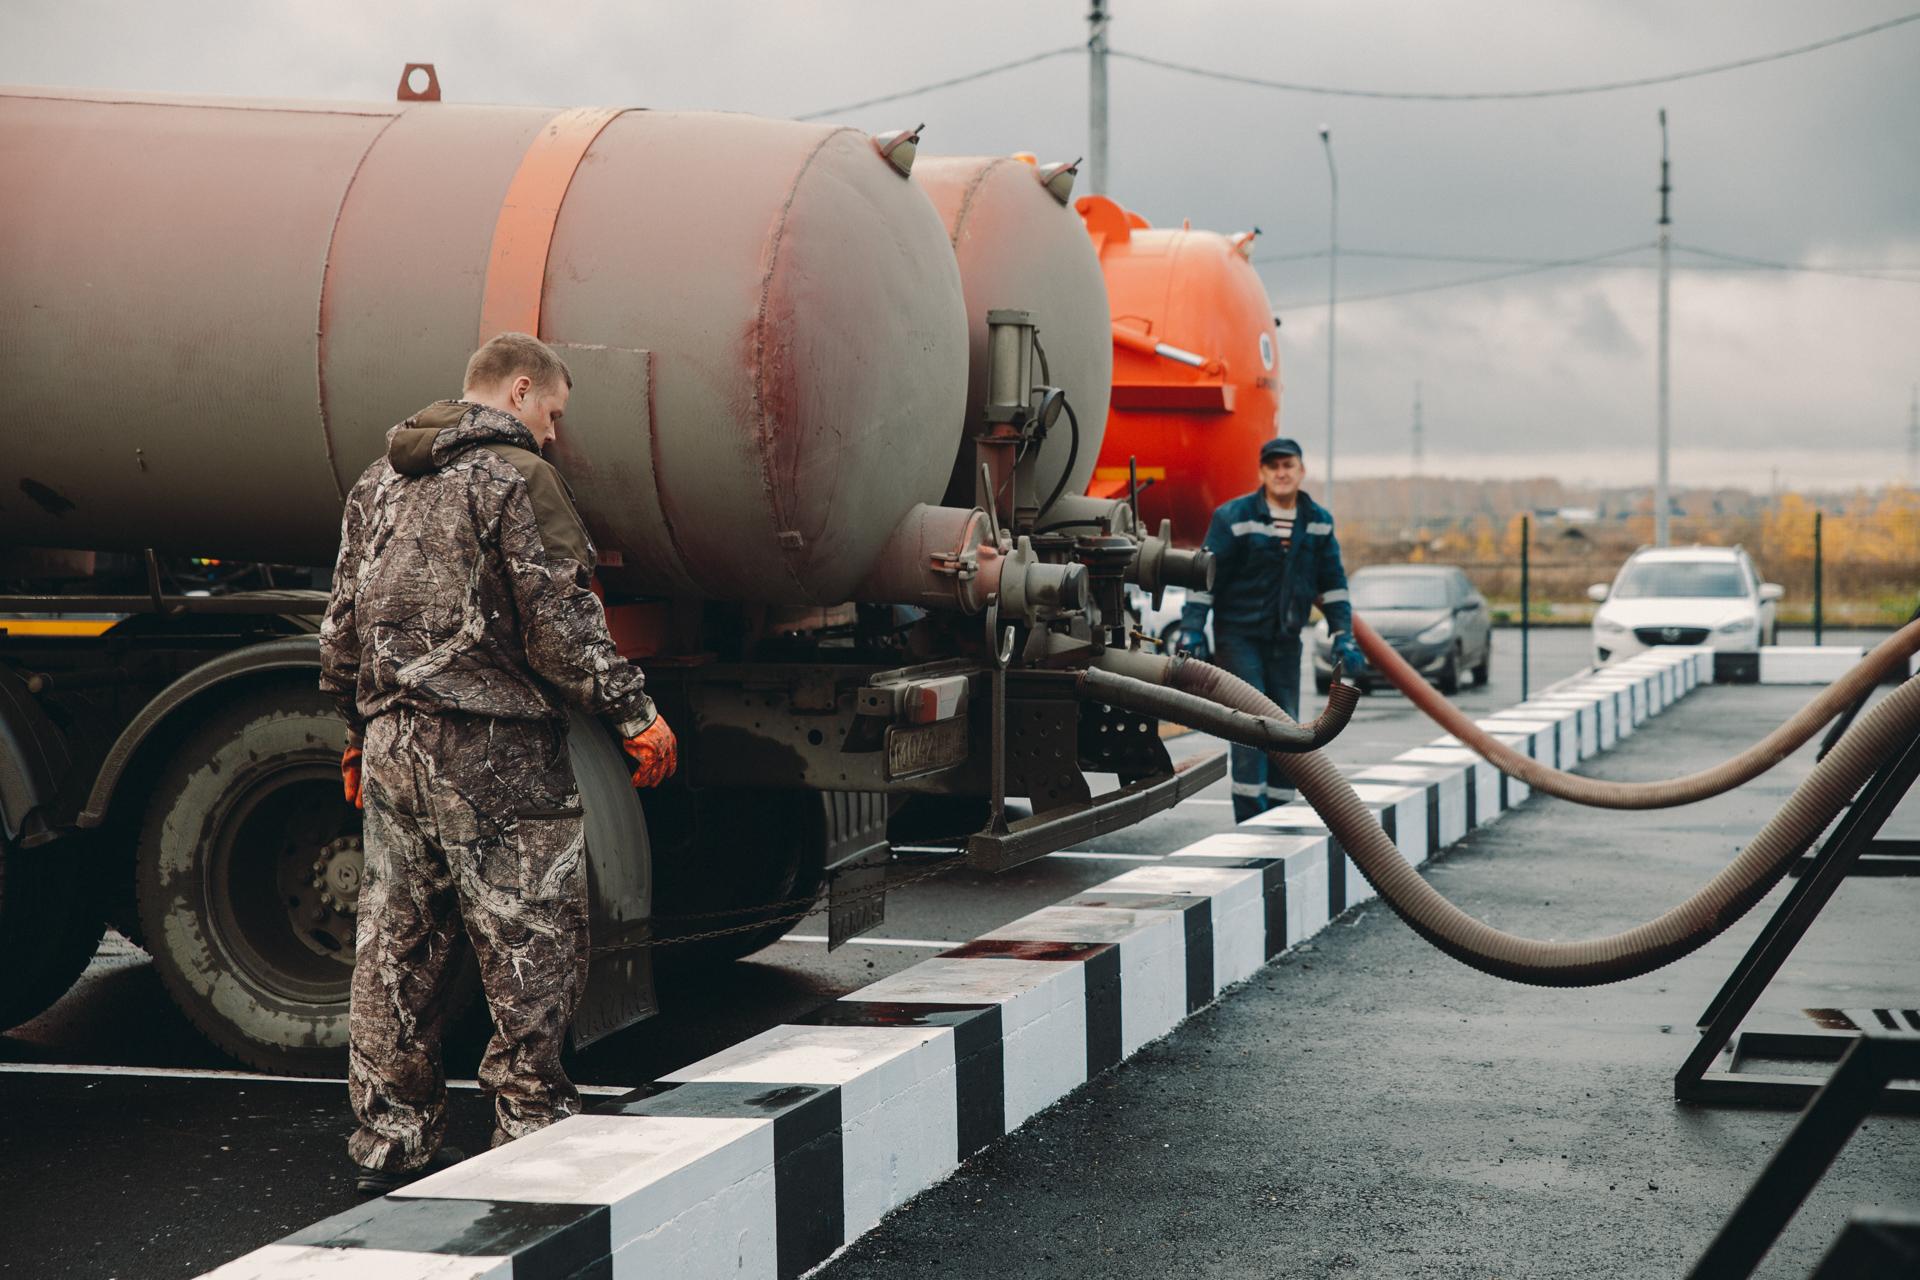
[{"xmin": 1212, "ymin": 631, "xmax": 1303, "ymax": 822}]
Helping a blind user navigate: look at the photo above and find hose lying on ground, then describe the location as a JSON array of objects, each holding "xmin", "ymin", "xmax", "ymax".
[
  {"xmin": 1351, "ymin": 614, "xmax": 1920, "ymax": 810},
  {"xmin": 1088, "ymin": 651, "xmax": 1920, "ymax": 985}
]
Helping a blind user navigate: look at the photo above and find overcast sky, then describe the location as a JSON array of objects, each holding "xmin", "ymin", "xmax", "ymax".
[{"xmin": 9, "ymin": 0, "xmax": 1918, "ymax": 490}]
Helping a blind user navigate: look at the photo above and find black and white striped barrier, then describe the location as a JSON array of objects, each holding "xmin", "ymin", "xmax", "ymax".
[
  {"xmin": 201, "ymin": 648, "xmax": 1710, "ymax": 1280},
  {"xmin": 1713, "ymin": 643, "xmax": 1918, "ymax": 686}
]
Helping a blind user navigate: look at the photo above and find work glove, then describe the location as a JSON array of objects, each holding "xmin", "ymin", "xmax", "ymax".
[
  {"xmin": 1177, "ymin": 630, "xmax": 1209, "ymax": 657},
  {"xmin": 1330, "ymin": 631, "xmax": 1369, "ymax": 680},
  {"xmin": 621, "ymin": 714, "xmax": 678, "ymax": 789},
  {"xmin": 341, "ymin": 746, "xmax": 363, "ymax": 810}
]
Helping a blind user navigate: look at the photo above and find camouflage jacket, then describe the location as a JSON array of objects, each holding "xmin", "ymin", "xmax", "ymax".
[{"xmin": 319, "ymin": 401, "xmax": 654, "ymax": 737}]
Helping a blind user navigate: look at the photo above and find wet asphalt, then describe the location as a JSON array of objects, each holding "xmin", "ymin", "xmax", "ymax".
[
  {"xmin": 817, "ymin": 674, "xmax": 1920, "ymax": 1279},
  {"xmin": 3, "ymin": 628, "xmax": 1909, "ymax": 1279}
]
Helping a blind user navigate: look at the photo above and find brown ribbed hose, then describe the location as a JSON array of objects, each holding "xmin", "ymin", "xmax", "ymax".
[
  {"xmin": 1098, "ymin": 652, "xmax": 1920, "ymax": 985},
  {"xmin": 1352, "ymin": 615, "xmax": 1920, "ymax": 809},
  {"xmin": 1078, "ymin": 665, "xmax": 1359, "ymax": 753}
]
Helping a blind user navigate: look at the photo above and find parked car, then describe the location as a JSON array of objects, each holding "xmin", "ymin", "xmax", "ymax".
[
  {"xmin": 1588, "ymin": 545, "xmax": 1781, "ymax": 664},
  {"xmin": 1312, "ymin": 564, "xmax": 1491, "ymax": 695}
]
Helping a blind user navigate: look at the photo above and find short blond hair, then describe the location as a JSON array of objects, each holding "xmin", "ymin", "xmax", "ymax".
[{"xmin": 463, "ymin": 332, "xmax": 573, "ymax": 395}]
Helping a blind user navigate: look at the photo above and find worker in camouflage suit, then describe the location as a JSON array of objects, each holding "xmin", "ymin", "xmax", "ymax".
[{"xmin": 320, "ymin": 332, "xmax": 677, "ymax": 1195}]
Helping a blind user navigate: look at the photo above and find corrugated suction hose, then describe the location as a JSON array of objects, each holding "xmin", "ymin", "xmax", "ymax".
[
  {"xmin": 1096, "ymin": 652, "xmax": 1920, "ymax": 985},
  {"xmin": 1353, "ymin": 616, "xmax": 1920, "ymax": 809},
  {"xmin": 1078, "ymin": 664, "xmax": 1359, "ymax": 753}
]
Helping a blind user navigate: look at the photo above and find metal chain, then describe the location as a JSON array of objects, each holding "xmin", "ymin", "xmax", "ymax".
[{"xmin": 591, "ymin": 849, "xmax": 967, "ymax": 952}]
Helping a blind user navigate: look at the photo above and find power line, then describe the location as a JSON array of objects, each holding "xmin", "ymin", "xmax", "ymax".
[
  {"xmin": 1108, "ymin": 12, "xmax": 1920, "ymax": 101},
  {"xmin": 1271, "ymin": 242, "xmax": 1655, "ymax": 309},
  {"xmin": 1672, "ymin": 241, "xmax": 1920, "ymax": 282},
  {"xmin": 1254, "ymin": 243, "xmax": 1920, "ymax": 278},
  {"xmin": 794, "ymin": 46, "xmax": 1079, "ymax": 120},
  {"xmin": 790, "ymin": 11, "xmax": 1918, "ymax": 122},
  {"xmin": 1258, "ymin": 246, "xmax": 1640, "ymax": 267}
]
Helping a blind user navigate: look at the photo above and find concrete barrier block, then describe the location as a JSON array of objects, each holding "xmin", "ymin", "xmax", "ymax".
[
  {"xmin": 1093, "ymin": 863, "xmax": 1267, "ymax": 992},
  {"xmin": 658, "ymin": 1024, "xmax": 959, "ymax": 1244},
  {"xmin": 1518, "ymin": 699, "xmax": 1600, "ymax": 758},
  {"xmin": 1760, "ymin": 645, "xmax": 1866, "ymax": 684},
  {"xmin": 1492, "ymin": 707, "xmax": 1580, "ymax": 766},
  {"xmin": 1346, "ymin": 781, "xmax": 1429, "ymax": 867},
  {"xmin": 1351, "ymin": 763, "xmax": 1468, "ymax": 849},
  {"xmin": 985, "ymin": 905, "xmax": 1183, "ymax": 1057},
  {"xmin": 1394, "ymin": 746, "xmax": 1500, "ymax": 829},
  {"xmin": 202, "ymin": 1245, "xmax": 515, "ymax": 1279},
  {"xmin": 405, "ymin": 1112, "xmax": 777, "ymax": 1278},
  {"xmin": 852, "ymin": 958, "xmax": 1083, "ymax": 1132}
]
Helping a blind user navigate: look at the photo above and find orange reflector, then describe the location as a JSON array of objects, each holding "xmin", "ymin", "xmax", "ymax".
[{"xmin": 0, "ymin": 618, "xmax": 121, "ymax": 637}]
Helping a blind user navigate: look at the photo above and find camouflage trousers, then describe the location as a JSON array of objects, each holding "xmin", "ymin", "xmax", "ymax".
[{"xmin": 347, "ymin": 709, "xmax": 590, "ymax": 1172}]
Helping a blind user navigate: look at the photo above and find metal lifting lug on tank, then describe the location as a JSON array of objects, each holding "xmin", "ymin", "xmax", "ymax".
[{"xmin": 0, "ymin": 84, "xmax": 1224, "ymax": 1074}]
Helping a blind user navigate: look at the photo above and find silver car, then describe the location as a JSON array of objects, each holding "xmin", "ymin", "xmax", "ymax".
[{"xmin": 1314, "ymin": 564, "xmax": 1492, "ymax": 694}]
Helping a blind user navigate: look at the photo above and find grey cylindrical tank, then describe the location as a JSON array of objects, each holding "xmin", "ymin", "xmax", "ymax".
[
  {"xmin": 0, "ymin": 87, "xmax": 969, "ymax": 604},
  {"xmin": 914, "ymin": 156, "xmax": 1114, "ymax": 513}
]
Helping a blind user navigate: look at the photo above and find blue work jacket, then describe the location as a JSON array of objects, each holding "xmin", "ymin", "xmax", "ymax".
[{"xmin": 1180, "ymin": 489, "xmax": 1353, "ymax": 642}]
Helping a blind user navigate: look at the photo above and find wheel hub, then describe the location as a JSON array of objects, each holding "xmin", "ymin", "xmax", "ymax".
[{"xmin": 312, "ymin": 835, "xmax": 364, "ymax": 915}]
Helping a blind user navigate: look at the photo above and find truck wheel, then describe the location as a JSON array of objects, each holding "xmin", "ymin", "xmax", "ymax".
[
  {"xmin": 134, "ymin": 683, "xmax": 361, "ymax": 1073},
  {"xmin": 0, "ymin": 837, "xmax": 108, "ymax": 1030},
  {"xmin": 649, "ymin": 789, "xmax": 826, "ymax": 969}
]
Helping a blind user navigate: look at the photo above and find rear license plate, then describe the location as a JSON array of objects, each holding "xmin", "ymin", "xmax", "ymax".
[{"xmin": 885, "ymin": 718, "xmax": 969, "ymax": 781}]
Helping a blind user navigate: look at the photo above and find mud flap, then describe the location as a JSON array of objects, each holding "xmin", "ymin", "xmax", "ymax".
[
  {"xmin": 568, "ymin": 712, "xmax": 657, "ymax": 1050},
  {"xmin": 824, "ymin": 791, "xmax": 889, "ymax": 949}
]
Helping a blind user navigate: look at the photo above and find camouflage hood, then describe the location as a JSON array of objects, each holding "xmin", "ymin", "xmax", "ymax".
[{"xmin": 387, "ymin": 402, "xmax": 540, "ymax": 476}]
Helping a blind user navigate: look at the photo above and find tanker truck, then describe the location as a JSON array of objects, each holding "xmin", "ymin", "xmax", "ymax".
[
  {"xmin": 1076, "ymin": 193, "xmax": 1280, "ymax": 559},
  {"xmin": 0, "ymin": 86, "xmax": 1221, "ymax": 1073}
]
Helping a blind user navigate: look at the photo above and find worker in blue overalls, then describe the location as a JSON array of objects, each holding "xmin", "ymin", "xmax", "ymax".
[{"xmin": 1180, "ymin": 436, "xmax": 1366, "ymax": 822}]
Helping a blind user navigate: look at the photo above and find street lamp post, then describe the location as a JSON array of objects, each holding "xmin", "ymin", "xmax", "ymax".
[
  {"xmin": 1655, "ymin": 109, "xmax": 1672, "ymax": 547},
  {"xmin": 1320, "ymin": 125, "xmax": 1337, "ymax": 509}
]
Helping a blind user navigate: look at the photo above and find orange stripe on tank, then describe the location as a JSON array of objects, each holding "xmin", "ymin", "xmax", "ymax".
[{"xmin": 479, "ymin": 106, "xmax": 628, "ymax": 341}]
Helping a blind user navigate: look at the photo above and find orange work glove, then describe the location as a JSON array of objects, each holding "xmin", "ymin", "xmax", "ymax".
[
  {"xmin": 341, "ymin": 746, "xmax": 364, "ymax": 809},
  {"xmin": 621, "ymin": 715, "xmax": 678, "ymax": 789}
]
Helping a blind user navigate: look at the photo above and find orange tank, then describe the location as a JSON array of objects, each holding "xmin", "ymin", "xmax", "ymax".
[{"xmin": 1076, "ymin": 194, "xmax": 1281, "ymax": 545}]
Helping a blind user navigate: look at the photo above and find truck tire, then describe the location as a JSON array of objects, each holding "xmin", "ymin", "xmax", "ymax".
[
  {"xmin": 0, "ymin": 837, "xmax": 108, "ymax": 1030},
  {"xmin": 649, "ymin": 788, "xmax": 826, "ymax": 969},
  {"xmin": 134, "ymin": 682, "xmax": 362, "ymax": 1073}
]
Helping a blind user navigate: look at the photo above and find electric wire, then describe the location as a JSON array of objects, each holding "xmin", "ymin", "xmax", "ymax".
[
  {"xmin": 1259, "ymin": 243, "xmax": 1920, "ymax": 307},
  {"xmin": 1035, "ymin": 398, "xmax": 1082, "ymax": 522},
  {"xmin": 1258, "ymin": 245, "xmax": 1920, "ymax": 275},
  {"xmin": 1107, "ymin": 12, "xmax": 1920, "ymax": 102},
  {"xmin": 1672, "ymin": 241, "xmax": 1920, "ymax": 282},
  {"xmin": 1270, "ymin": 242, "xmax": 1655, "ymax": 309},
  {"xmin": 795, "ymin": 45, "xmax": 1079, "ymax": 120}
]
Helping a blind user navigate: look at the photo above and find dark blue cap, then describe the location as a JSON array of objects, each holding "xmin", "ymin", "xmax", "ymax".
[{"xmin": 1259, "ymin": 436, "xmax": 1303, "ymax": 462}]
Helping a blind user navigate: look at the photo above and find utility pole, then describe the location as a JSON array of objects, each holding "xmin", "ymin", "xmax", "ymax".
[
  {"xmin": 1411, "ymin": 381, "xmax": 1425, "ymax": 538},
  {"xmin": 1320, "ymin": 125, "xmax": 1338, "ymax": 510},
  {"xmin": 1655, "ymin": 109, "xmax": 1672, "ymax": 547},
  {"xmin": 1088, "ymin": 0, "xmax": 1110, "ymax": 194}
]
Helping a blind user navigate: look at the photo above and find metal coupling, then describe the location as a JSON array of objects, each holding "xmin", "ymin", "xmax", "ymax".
[
  {"xmin": 1129, "ymin": 518, "xmax": 1216, "ymax": 610},
  {"xmin": 998, "ymin": 535, "xmax": 1087, "ymax": 622}
]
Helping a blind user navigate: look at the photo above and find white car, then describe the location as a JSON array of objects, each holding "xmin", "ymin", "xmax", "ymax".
[{"xmin": 1589, "ymin": 546, "xmax": 1781, "ymax": 664}]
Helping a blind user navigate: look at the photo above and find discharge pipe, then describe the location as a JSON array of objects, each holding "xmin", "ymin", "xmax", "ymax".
[
  {"xmin": 1351, "ymin": 615, "xmax": 1920, "ymax": 810},
  {"xmin": 1191, "ymin": 658, "xmax": 1920, "ymax": 985}
]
